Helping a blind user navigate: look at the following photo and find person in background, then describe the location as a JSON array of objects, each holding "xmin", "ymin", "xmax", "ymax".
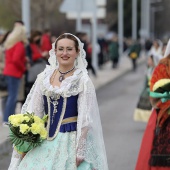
[
  {"xmin": 86, "ymin": 42, "xmax": 97, "ymax": 77},
  {"xmin": 0, "ymin": 31, "xmax": 10, "ymax": 121},
  {"xmin": 145, "ymin": 39, "xmax": 153, "ymax": 53},
  {"xmin": 82, "ymin": 33, "xmax": 97, "ymax": 77},
  {"xmin": 29, "ymin": 30, "xmax": 48, "ymax": 62},
  {"xmin": 133, "ymin": 41, "xmax": 166, "ymax": 123},
  {"xmin": 51, "ymin": 35, "xmax": 57, "ymax": 43},
  {"xmin": 3, "ymin": 24, "xmax": 28, "ymax": 125},
  {"xmin": 97, "ymin": 35, "xmax": 106, "ymax": 69},
  {"xmin": 15, "ymin": 20, "xmax": 29, "ymax": 106},
  {"xmin": 135, "ymin": 39, "xmax": 170, "ymax": 170},
  {"xmin": 149, "ymin": 39, "xmax": 163, "ymax": 66},
  {"xmin": 41, "ymin": 29, "xmax": 52, "ymax": 56},
  {"xmin": 128, "ymin": 39, "xmax": 141, "ymax": 71},
  {"xmin": 108, "ymin": 35, "xmax": 119, "ymax": 69},
  {"xmin": 25, "ymin": 30, "xmax": 48, "ymax": 98}
]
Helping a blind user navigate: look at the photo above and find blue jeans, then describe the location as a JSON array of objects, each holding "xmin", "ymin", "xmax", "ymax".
[{"xmin": 3, "ymin": 76, "xmax": 21, "ymax": 122}]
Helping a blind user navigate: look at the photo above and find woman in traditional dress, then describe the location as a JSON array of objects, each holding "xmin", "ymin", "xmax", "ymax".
[
  {"xmin": 133, "ymin": 39, "xmax": 164, "ymax": 123},
  {"xmin": 135, "ymin": 40, "xmax": 170, "ymax": 170},
  {"xmin": 8, "ymin": 33, "xmax": 108, "ymax": 170}
]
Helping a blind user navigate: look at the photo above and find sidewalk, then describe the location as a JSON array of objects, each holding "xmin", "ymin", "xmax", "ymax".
[{"xmin": 0, "ymin": 53, "xmax": 146, "ymax": 155}]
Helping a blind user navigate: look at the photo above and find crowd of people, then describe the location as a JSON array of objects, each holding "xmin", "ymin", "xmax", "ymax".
[
  {"xmin": 134, "ymin": 39, "xmax": 167, "ymax": 123},
  {"xmin": 0, "ymin": 21, "xmax": 52, "ymax": 126},
  {"xmin": 132, "ymin": 38, "xmax": 170, "ymax": 170}
]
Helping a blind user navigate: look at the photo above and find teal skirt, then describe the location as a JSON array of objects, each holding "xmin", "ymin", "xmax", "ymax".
[{"xmin": 18, "ymin": 132, "xmax": 92, "ymax": 170}]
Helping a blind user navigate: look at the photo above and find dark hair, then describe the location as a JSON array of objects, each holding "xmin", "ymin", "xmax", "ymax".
[
  {"xmin": 44, "ymin": 29, "xmax": 50, "ymax": 33},
  {"xmin": 30, "ymin": 30, "xmax": 42, "ymax": 43},
  {"xmin": 75, "ymin": 32, "xmax": 87, "ymax": 41},
  {"xmin": 55, "ymin": 33, "xmax": 79, "ymax": 52}
]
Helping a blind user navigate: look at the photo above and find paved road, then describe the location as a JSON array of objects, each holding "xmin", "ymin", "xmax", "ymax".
[
  {"xmin": 0, "ymin": 63, "xmax": 147, "ymax": 170},
  {"xmin": 97, "ymin": 64, "xmax": 147, "ymax": 170},
  {"xmin": 0, "ymin": 142, "xmax": 12, "ymax": 170}
]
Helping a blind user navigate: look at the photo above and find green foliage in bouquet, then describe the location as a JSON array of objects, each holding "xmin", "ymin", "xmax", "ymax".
[{"xmin": 8, "ymin": 112, "xmax": 48, "ymax": 153}]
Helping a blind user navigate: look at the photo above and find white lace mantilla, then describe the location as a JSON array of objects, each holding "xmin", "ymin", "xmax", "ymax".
[{"xmin": 8, "ymin": 66, "xmax": 108, "ymax": 170}]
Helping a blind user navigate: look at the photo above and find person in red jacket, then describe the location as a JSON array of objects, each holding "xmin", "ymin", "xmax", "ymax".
[
  {"xmin": 3, "ymin": 24, "xmax": 28, "ymax": 124},
  {"xmin": 41, "ymin": 29, "xmax": 52, "ymax": 53},
  {"xmin": 29, "ymin": 30, "xmax": 49, "ymax": 62},
  {"xmin": 24, "ymin": 30, "xmax": 48, "ymax": 99}
]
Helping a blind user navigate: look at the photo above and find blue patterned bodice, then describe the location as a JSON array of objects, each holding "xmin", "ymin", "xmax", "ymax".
[{"xmin": 43, "ymin": 95, "xmax": 78, "ymax": 139}]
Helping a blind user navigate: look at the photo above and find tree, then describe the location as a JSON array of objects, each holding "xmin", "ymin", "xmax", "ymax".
[{"xmin": 0, "ymin": 0, "xmax": 75, "ymax": 35}]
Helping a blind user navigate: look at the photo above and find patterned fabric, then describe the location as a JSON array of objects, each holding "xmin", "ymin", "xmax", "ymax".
[
  {"xmin": 149, "ymin": 57, "xmax": 170, "ymax": 166},
  {"xmin": 18, "ymin": 132, "xmax": 78, "ymax": 170},
  {"xmin": 150, "ymin": 116, "xmax": 170, "ymax": 166},
  {"xmin": 43, "ymin": 95, "xmax": 78, "ymax": 139},
  {"xmin": 150, "ymin": 62, "xmax": 170, "ymax": 129},
  {"xmin": 134, "ymin": 67, "xmax": 153, "ymax": 122}
]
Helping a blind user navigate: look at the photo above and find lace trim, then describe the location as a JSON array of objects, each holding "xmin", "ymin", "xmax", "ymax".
[{"xmin": 42, "ymin": 67, "xmax": 85, "ymax": 97}]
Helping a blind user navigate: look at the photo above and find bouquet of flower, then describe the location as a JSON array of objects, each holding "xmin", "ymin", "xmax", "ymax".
[{"xmin": 8, "ymin": 112, "xmax": 48, "ymax": 153}]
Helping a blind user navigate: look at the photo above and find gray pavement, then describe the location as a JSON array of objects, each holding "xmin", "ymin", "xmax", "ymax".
[
  {"xmin": 0, "ymin": 53, "xmax": 146, "ymax": 156},
  {"xmin": 97, "ymin": 64, "xmax": 147, "ymax": 169}
]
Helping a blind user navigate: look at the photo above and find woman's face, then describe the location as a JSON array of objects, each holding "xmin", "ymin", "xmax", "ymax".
[
  {"xmin": 55, "ymin": 38, "xmax": 78, "ymax": 67},
  {"xmin": 153, "ymin": 41, "xmax": 159, "ymax": 49}
]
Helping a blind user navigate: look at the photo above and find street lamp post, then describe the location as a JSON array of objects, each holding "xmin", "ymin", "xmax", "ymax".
[
  {"xmin": 92, "ymin": 0, "xmax": 98, "ymax": 70},
  {"xmin": 76, "ymin": 0, "xmax": 82, "ymax": 31},
  {"xmin": 132, "ymin": 0, "xmax": 137, "ymax": 40},
  {"xmin": 22, "ymin": 0, "xmax": 30, "ymax": 36},
  {"xmin": 140, "ymin": 0, "xmax": 150, "ymax": 40},
  {"xmin": 118, "ymin": 0, "xmax": 124, "ymax": 57}
]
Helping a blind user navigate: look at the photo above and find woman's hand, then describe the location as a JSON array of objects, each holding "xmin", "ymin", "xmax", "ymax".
[
  {"xmin": 21, "ymin": 153, "xmax": 26, "ymax": 159},
  {"xmin": 76, "ymin": 157, "xmax": 84, "ymax": 167}
]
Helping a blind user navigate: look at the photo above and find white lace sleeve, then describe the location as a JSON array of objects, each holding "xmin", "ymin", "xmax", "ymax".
[
  {"xmin": 77, "ymin": 76, "xmax": 108, "ymax": 170},
  {"xmin": 21, "ymin": 74, "xmax": 44, "ymax": 118},
  {"xmin": 8, "ymin": 74, "xmax": 45, "ymax": 170},
  {"xmin": 8, "ymin": 149, "xmax": 22, "ymax": 170}
]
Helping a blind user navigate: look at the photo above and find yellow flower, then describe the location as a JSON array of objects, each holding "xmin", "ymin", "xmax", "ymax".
[
  {"xmin": 8, "ymin": 115, "xmax": 16, "ymax": 122},
  {"xmin": 34, "ymin": 116, "xmax": 43, "ymax": 123},
  {"xmin": 40, "ymin": 128, "xmax": 47, "ymax": 139},
  {"xmin": 30, "ymin": 123, "xmax": 43, "ymax": 134},
  {"xmin": 9, "ymin": 115, "xmax": 24, "ymax": 127},
  {"xmin": 19, "ymin": 124, "xmax": 29, "ymax": 134},
  {"xmin": 153, "ymin": 79, "xmax": 170, "ymax": 91},
  {"xmin": 23, "ymin": 115, "xmax": 30, "ymax": 122}
]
